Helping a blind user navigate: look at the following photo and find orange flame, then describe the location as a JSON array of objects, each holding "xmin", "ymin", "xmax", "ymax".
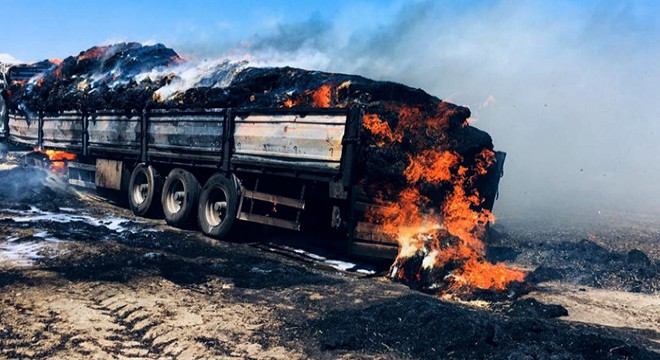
[
  {"xmin": 273, "ymin": 81, "xmax": 522, "ymax": 293},
  {"xmin": 362, "ymin": 114, "xmax": 399, "ymax": 145},
  {"xmin": 282, "ymin": 83, "xmax": 336, "ymax": 108},
  {"xmin": 363, "ymin": 105, "xmax": 525, "ymax": 293},
  {"xmin": 38, "ymin": 149, "xmax": 76, "ymax": 175},
  {"xmin": 405, "ymin": 150, "xmax": 460, "ymax": 184},
  {"xmin": 450, "ymin": 258, "xmax": 524, "ymax": 292},
  {"xmin": 283, "ymin": 97, "xmax": 303, "ymax": 108},
  {"xmin": 310, "ymin": 84, "xmax": 332, "ymax": 107}
]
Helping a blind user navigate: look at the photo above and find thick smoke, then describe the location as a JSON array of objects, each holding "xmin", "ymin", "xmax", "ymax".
[{"xmin": 218, "ymin": 0, "xmax": 660, "ymax": 219}]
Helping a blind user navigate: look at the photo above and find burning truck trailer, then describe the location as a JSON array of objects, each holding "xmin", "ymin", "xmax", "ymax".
[{"xmin": 0, "ymin": 43, "xmax": 524, "ymax": 295}]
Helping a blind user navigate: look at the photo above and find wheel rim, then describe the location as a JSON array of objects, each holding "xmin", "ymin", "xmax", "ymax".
[
  {"xmin": 165, "ymin": 178, "xmax": 185, "ymax": 214},
  {"xmin": 204, "ymin": 187, "xmax": 228, "ymax": 227},
  {"xmin": 132, "ymin": 171, "xmax": 149, "ymax": 205}
]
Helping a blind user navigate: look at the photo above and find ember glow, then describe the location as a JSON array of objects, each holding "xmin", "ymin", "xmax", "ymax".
[{"xmin": 363, "ymin": 105, "xmax": 525, "ymax": 294}]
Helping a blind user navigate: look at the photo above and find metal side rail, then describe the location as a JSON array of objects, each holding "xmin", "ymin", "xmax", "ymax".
[{"xmin": 237, "ymin": 183, "xmax": 306, "ymax": 231}]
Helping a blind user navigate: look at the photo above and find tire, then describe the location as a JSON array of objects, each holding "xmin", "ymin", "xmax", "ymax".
[
  {"xmin": 161, "ymin": 168, "xmax": 200, "ymax": 227},
  {"xmin": 128, "ymin": 164, "xmax": 160, "ymax": 216},
  {"xmin": 197, "ymin": 173, "xmax": 239, "ymax": 239}
]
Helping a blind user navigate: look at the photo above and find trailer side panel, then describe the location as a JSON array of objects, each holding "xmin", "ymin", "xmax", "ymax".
[
  {"xmin": 232, "ymin": 113, "xmax": 346, "ymax": 172},
  {"xmin": 88, "ymin": 111, "xmax": 141, "ymax": 157},
  {"xmin": 42, "ymin": 111, "xmax": 84, "ymax": 151},
  {"xmin": 8, "ymin": 112, "xmax": 38, "ymax": 147},
  {"xmin": 147, "ymin": 109, "xmax": 224, "ymax": 164}
]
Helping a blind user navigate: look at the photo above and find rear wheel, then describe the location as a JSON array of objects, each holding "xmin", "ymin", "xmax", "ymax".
[
  {"xmin": 198, "ymin": 173, "xmax": 239, "ymax": 239},
  {"xmin": 161, "ymin": 168, "xmax": 200, "ymax": 227},
  {"xmin": 128, "ymin": 164, "xmax": 160, "ymax": 216}
]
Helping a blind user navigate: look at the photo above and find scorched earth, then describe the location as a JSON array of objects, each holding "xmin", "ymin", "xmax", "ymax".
[{"xmin": 0, "ymin": 160, "xmax": 658, "ymax": 359}]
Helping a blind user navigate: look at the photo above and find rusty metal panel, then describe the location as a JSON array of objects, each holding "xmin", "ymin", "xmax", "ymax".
[
  {"xmin": 147, "ymin": 109, "xmax": 223, "ymax": 163},
  {"xmin": 7, "ymin": 111, "xmax": 38, "ymax": 146},
  {"xmin": 88, "ymin": 111, "xmax": 141, "ymax": 155},
  {"xmin": 42, "ymin": 111, "xmax": 83, "ymax": 150},
  {"xmin": 95, "ymin": 159, "xmax": 123, "ymax": 190},
  {"xmin": 233, "ymin": 114, "xmax": 346, "ymax": 170}
]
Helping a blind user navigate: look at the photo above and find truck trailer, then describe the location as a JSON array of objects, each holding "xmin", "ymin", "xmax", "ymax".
[{"xmin": 0, "ymin": 62, "xmax": 505, "ymax": 259}]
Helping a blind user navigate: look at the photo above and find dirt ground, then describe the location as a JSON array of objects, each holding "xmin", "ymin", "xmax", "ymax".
[{"xmin": 0, "ymin": 163, "xmax": 658, "ymax": 359}]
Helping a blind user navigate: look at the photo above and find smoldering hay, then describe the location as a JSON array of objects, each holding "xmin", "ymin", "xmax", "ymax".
[{"xmin": 4, "ymin": 42, "xmax": 525, "ymax": 295}]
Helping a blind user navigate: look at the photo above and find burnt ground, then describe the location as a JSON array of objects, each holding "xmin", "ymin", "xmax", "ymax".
[
  {"xmin": 0, "ymin": 163, "xmax": 658, "ymax": 359},
  {"xmin": 489, "ymin": 211, "xmax": 659, "ymax": 293}
]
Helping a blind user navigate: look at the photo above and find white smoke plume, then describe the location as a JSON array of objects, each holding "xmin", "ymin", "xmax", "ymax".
[
  {"xmin": 205, "ymin": 0, "xmax": 660, "ymax": 218},
  {"xmin": 136, "ymin": 59, "xmax": 247, "ymax": 101}
]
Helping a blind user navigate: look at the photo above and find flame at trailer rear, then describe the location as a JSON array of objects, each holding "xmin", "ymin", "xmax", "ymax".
[
  {"xmin": 278, "ymin": 82, "xmax": 524, "ymax": 294},
  {"xmin": 363, "ymin": 105, "xmax": 525, "ymax": 294}
]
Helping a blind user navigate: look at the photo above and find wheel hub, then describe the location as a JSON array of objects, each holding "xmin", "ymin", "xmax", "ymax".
[
  {"xmin": 165, "ymin": 179, "xmax": 185, "ymax": 214},
  {"xmin": 132, "ymin": 173, "xmax": 149, "ymax": 205},
  {"xmin": 205, "ymin": 188, "xmax": 229, "ymax": 227}
]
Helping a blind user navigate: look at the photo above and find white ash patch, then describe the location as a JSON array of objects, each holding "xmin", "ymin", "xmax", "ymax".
[
  {"xmin": 0, "ymin": 206, "xmax": 159, "ymax": 266},
  {"xmin": 290, "ymin": 248, "xmax": 376, "ymax": 275},
  {"xmin": 1, "ymin": 206, "xmax": 157, "ymax": 233},
  {"xmin": 0, "ymin": 232, "xmax": 64, "ymax": 267}
]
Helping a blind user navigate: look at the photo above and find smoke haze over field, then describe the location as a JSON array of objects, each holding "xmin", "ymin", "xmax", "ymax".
[{"xmin": 216, "ymin": 0, "xmax": 660, "ymax": 218}]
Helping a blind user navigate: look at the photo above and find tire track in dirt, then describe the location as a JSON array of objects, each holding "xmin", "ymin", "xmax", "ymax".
[
  {"xmin": 1, "ymin": 266, "xmax": 305, "ymax": 359},
  {"xmin": 85, "ymin": 283, "xmax": 166, "ymax": 358},
  {"xmin": 0, "ymin": 292, "xmax": 70, "ymax": 359}
]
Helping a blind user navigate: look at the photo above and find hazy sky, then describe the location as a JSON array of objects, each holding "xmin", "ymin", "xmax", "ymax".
[{"xmin": 3, "ymin": 0, "xmax": 660, "ymax": 218}]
